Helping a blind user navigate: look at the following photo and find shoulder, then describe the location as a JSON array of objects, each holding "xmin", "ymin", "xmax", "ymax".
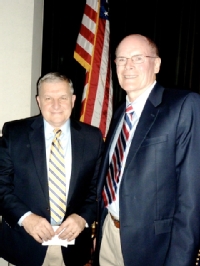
[
  {"xmin": 70, "ymin": 119, "xmax": 103, "ymax": 137},
  {"xmin": 163, "ymin": 87, "xmax": 200, "ymax": 103},
  {"xmin": 2, "ymin": 115, "xmax": 42, "ymax": 134},
  {"xmin": 149, "ymin": 83, "xmax": 200, "ymax": 110},
  {"xmin": 70, "ymin": 120, "xmax": 104, "ymax": 152},
  {"xmin": 163, "ymin": 89, "xmax": 200, "ymax": 116},
  {"xmin": 159, "ymin": 87, "xmax": 200, "ymax": 123}
]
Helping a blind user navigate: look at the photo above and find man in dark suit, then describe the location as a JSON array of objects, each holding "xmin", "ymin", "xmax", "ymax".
[
  {"xmin": 96, "ymin": 34, "xmax": 200, "ymax": 266},
  {"xmin": 0, "ymin": 72, "xmax": 104, "ymax": 266}
]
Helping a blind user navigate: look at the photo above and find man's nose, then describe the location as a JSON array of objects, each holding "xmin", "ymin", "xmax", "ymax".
[
  {"xmin": 52, "ymin": 99, "xmax": 60, "ymax": 108},
  {"xmin": 125, "ymin": 58, "xmax": 135, "ymax": 68}
]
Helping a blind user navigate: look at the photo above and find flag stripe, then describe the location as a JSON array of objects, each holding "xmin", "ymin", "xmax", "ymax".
[
  {"xmin": 91, "ymin": 19, "xmax": 112, "ymax": 136},
  {"xmin": 74, "ymin": 45, "xmax": 91, "ymax": 71},
  {"xmin": 86, "ymin": 0, "xmax": 98, "ymax": 11},
  {"xmin": 74, "ymin": 0, "xmax": 113, "ymax": 138},
  {"xmin": 78, "ymin": 24, "xmax": 95, "ymax": 45},
  {"xmin": 84, "ymin": 5, "xmax": 98, "ymax": 25},
  {"xmin": 90, "ymin": 19, "xmax": 107, "ymax": 124},
  {"xmin": 99, "ymin": 64, "xmax": 112, "ymax": 136},
  {"xmin": 83, "ymin": 13, "xmax": 106, "ymax": 126},
  {"xmin": 76, "ymin": 35, "xmax": 93, "ymax": 59},
  {"xmin": 74, "ymin": 1, "xmax": 98, "ymax": 69}
]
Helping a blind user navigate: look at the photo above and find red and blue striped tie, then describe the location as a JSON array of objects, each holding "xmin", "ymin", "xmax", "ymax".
[{"xmin": 102, "ymin": 104, "xmax": 134, "ymax": 206}]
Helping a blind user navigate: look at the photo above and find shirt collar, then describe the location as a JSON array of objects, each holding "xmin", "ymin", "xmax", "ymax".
[
  {"xmin": 126, "ymin": 81, "xmax": 156, "ymax": 118},
  {"xmin": 44, "ymin": 119, "xmax": 70, "ymax": 140}
]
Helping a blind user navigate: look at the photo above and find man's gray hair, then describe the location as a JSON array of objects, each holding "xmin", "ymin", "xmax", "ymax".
[{"xmin": 37, "ymin": 72, "xmax": 74, "ymax": 95}]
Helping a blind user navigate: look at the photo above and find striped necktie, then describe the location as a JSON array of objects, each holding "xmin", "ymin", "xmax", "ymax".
[
  {"xmin": 102, "ymin": 104, "xmax": 134, "ymax": 206},
  {"xmin": 49, "ymin": 129, "xmax": 66, "ymax": 223}
]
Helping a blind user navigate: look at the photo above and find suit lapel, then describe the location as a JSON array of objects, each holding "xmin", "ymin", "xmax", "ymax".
[
  {"xmin": 125, "ymin": 83, "xmax": 165, "ymax": 168},
  {"xmin": 29, "ymin": 116, "xmax": 49, "ymax": 203},
  {"xmin": 67, "ymin": 120, "xmax": 83, "ymax": 204}
]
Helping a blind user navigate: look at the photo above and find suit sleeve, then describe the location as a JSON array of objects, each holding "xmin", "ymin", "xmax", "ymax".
[
  {"xmin": 0, "ymin": 123, "xmax": 31, "ymax": 228},
  {"xmin": 76, "ymin": 129, "xmax": 104, "ymax": 226},
  {"xmin": 165, "ymin": 93, "xmax": 200, "ymax": 266}
]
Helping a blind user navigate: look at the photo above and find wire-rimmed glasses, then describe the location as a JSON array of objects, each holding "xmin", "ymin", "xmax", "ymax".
[{"xmin": 115, "ymin": 54, "xmax": 158, "ymax": 66}]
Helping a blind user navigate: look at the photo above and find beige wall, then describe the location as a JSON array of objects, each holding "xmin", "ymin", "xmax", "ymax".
[
  {"xmin": 0, "ymin": 0, "xmax": 44, "ymax": 136},
  {"xmin": 0, "ymin": 1, "xmax": 44, "ymax": 263}
]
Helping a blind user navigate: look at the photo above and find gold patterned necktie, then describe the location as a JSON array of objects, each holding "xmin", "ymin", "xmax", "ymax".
[{"xmin": 48, "ymin": 129, "xmax": 66, "ymax": 223}]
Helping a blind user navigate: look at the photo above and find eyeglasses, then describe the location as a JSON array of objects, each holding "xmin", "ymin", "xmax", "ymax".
[{"xmin": 115, "ymin": 54, "xmax": 158, "ymax": 66}]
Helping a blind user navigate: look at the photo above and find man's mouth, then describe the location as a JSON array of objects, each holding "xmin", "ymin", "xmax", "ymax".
[{"xmin": 124, "ymin": 75, "xmax": 137, "ymax": 79}]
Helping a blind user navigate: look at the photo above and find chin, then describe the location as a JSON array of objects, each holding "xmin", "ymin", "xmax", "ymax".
[{"xmin": 123, "ymin": 85, "xmax": 137, "ymax": 92}]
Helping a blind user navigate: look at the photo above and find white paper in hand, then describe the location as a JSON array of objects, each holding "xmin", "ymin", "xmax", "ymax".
[{"xmin": 42, "ymin": 226, "xmax": 75, "ymax": 248}]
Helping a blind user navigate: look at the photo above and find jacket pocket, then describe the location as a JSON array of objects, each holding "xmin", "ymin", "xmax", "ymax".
[
  {"xmin": 154, "ymin": 218, "xmax": 173, "ymax": 235},
  {"xmin": 141, "ymin": 135, "xmax": 168, "ymax": 147}
]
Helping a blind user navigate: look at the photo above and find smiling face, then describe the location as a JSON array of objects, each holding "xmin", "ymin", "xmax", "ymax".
[
  {"xmin": 37, "ymin": 80, "xmax": 76, "ymax": 128},
  {"xmin": 116, "ymin": 35, "xmax": 161, "ymax": 102}
]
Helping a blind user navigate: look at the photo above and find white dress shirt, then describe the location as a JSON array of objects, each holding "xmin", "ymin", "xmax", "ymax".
[{"xmin": 107, "ymin": 81, "xmax": 156, "ymax": 219}]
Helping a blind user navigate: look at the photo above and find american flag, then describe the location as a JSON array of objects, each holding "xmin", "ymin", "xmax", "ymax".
[{"xmin": 74, "ymin": 0, "xmax": 113, "ymax": 138}]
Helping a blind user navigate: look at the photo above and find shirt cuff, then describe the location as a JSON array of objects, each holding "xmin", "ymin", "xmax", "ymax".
[{"xmin": 18, "ymin": 211, "xmax": 32, "ymax": 226}]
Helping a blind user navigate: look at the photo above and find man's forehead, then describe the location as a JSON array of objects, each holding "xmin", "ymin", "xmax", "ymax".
[
  {"xmin": 41, "ymin": 81, "xmax": 69, "ymax": 89},
  {"xmin": 39, "ymin": 82, "xmax": 71, "ymax": 95},
  {"xmin": 117, "ymin": 41, "xmax": 150, "ymax": 56}
]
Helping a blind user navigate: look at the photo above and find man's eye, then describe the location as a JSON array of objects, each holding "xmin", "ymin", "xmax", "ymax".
[
  {"xmin": 119, "ymin": 57, "xmax": 126, "ymax": 62},
  {"xmin": 61, "ymin": 96, "xmax": 67, "ymax": 100},
  {"xmin": 134, "ymin": 56, "xmax": 143, "ymax": 62}
]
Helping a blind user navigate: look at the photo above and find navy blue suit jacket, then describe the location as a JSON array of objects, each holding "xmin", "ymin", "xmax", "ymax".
[
  {"xmin": 96, "ymin": 83, "xmax": 200, "ymax": 266},
  {"xmin": 0, "ymin": 115, "xmax": 104, "ymax": 266}
]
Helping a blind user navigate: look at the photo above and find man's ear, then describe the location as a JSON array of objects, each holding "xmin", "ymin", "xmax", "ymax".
[
  {"xmin": 36, "ymin": 95, "xmax": 41, "ymax": 109},
  {"xmin": 72, "ymin": 95, "xmax": 76, "ymax": 108},
  {"xmin": 154, "ymin": 57, "xmax": 161, "ymax": 74}
]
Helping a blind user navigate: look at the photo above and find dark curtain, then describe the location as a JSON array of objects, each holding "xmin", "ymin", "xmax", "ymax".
[{"xmin": 42, "ymin": 0, "xmax": 200, "ymax": 119}]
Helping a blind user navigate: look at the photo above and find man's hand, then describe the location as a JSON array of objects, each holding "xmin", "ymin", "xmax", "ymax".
[
  {"xmin": 22, "ymin": 213, "xmax": 55, "ymax": 243},
  {"xmin": 55, "ymin": 214, "xmax": 86, "ymax": 241}
]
